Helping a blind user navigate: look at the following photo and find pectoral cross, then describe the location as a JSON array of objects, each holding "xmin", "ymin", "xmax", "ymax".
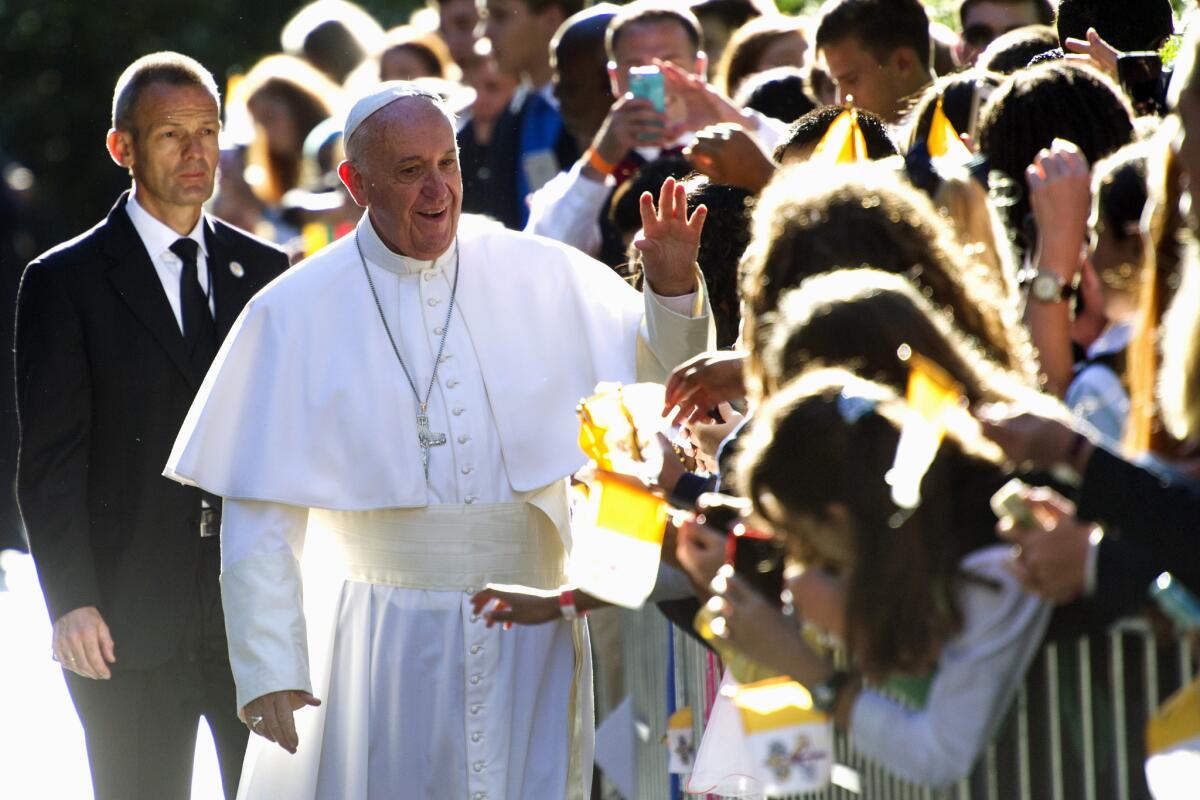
[{"xmin": 416, "ymin": 404, "xmax": 448, "ymax": 481}]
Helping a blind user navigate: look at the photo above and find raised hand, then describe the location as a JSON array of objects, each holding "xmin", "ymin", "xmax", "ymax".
[
  {"xmin": 684, "ymin": 123, "xmax": 777, "ymax": 193},
  {"xmin": 241, "ymin": 689, "xmax": 322, "ymax": 754},
  {"xmin": 1026, "ymin": 138, "xmax": 1091, "ymax": 280},
  {"xmin": 656, "ymin": 59, "xmax": 747, "ymax": 137},
  {"xmin": 1063, "ymin": 27, "xmax": 1120, "ymax": 84},
  {"xmin": 634, "ymin": 176, "xmax": 704, "ymax": 297}
]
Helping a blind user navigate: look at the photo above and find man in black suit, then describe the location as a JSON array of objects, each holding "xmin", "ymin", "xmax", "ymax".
[{"xmin": 14, "ymin": 52, "xmax": 288, "ymax": 799}]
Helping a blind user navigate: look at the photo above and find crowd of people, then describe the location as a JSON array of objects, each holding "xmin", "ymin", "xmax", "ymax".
[{"xmin": 7, "ymin": 0, "xmax": 1200, "ymax": 798}]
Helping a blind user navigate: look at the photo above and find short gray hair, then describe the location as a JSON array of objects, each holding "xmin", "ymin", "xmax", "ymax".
[{"xmin": 112, "ymin": 52, "xmax": 220, "ymax": 134}]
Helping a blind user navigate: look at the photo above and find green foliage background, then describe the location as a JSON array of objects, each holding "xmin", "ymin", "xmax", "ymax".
[
  {"xmin": 0, "ymin": 0, "xmax": 1191, "ymax": 251},
  {"xmin": 0, "ymin": 0, "xmax": 421, "ymax": 251}
]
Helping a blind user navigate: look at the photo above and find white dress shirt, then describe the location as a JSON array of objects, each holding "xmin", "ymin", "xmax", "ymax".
[
  {"xmin": 124, "ymin": 189, "xmax": 214, "ymax": 331},
  {"xmin": 525, "ymin": 110, "xmax": 785, "ymax": 259}
]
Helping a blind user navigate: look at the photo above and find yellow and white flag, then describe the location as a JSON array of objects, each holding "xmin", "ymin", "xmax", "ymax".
[
  {"xmin": 926, "ymin": 95, "xmax": 973, "ymax": 165},
  {"xmin": 1145, "ymin": 676, "xmax": 1200, "ymax": 799},
  {"xmin": 732, "ymin": 678, "xmax": 834, "ymax": 796},
  {"xmin": 572, "ymin": 383, "xmax": 670, "ymax": 607},
  {"xmin": 666, "ymin": 706, "xmax": 696, "ymax": 774},
  {"xmin": 885, "ymin": 349, "xmax": 964, "ymax": 509},
  {"xmin": 811, "ymin": 107, "xmax": 869, "ymax": 165}
]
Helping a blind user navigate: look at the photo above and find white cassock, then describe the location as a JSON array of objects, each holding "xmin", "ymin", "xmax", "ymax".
[{"xmin": 164, "ymin": 212, "xmax": 713, "ymax": 800}]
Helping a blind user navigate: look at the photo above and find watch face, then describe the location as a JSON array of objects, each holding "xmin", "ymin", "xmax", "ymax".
[
  {"xmin": 812, "ymin": 683, "xmax": 836, "ymax": 712},
  {"xmin": 1032, "ymin": 273, "xmax": 1062, "ymax": 302}
]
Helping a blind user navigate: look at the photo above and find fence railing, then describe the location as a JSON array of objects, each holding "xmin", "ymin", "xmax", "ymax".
[{"xmin": 601, "ymin": 610, "xmax": 1195, "ymax": 800}]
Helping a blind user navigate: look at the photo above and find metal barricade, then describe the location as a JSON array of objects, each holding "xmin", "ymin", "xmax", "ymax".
[{"xmin": 604, "ymin": 616, "xmax": 1195, "ymax": 799}]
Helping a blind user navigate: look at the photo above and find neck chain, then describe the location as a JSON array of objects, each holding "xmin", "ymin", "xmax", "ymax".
[{"xmin": 356, "ymin": 230, "xmax": 460, "ymax": 481}]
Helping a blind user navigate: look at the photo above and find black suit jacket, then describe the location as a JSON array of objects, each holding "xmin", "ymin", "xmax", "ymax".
[{"xmin": 15, "ymin": 193, "xmax": 287, "ymax": 670}]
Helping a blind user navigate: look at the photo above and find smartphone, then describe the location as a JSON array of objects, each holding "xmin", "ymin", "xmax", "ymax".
[
  {"xmin": 989, "ymin": 478, "xmax": 1039, "ymax": 529},
  {"xmin": 730, "ymin": 526, "xmax": 785, "ymax": 608},
  {"xmin": 1117, "ymin": 52, "xmax": 1165, "ymax": 117},
  {"xmin": 628, "ymin": 65, "xmax": 666, "ymax": 113},
  {"xmin": 628, "ymin": 65, "xmax": 666, "ymax": 143},
  {"xmin": 695, "ymin": 493, "xmax": 785, "ymax": 606}
]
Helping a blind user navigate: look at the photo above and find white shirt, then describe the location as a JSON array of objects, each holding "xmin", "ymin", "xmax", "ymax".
[
  {"xmin": 525, "ymin": 111, "xmax": 786, "ymax": 259},
  {"xmin": 124, "ymin": 189, "xmax": 214, "ymax": 331},
  {"xmin": 848, "ymin": 546, "xmax": 1051, "ymax": 786}
]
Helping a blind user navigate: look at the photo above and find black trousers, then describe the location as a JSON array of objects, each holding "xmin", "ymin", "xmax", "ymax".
[{"xmin": 64, "ymin": 539, "xmax": 247, "ymax": 800}]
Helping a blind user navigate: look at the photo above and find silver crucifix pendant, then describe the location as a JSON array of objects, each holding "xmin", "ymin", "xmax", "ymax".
[{"xmin": 416, "ymin": 405, "xmax": 448, "ymax": 481}]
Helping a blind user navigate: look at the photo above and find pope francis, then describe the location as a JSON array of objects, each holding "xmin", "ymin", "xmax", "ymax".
[{"xmin": 164, "ymin": 83, "xmax": 712, "ymax": 799}]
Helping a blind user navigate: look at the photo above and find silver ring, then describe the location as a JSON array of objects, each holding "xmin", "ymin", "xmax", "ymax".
[{"xmin": 249, "ymin": 714, "xmax": 264, "ymax": 729}]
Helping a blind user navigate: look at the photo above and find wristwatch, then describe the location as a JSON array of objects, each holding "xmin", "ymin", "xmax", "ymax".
[
  {"xmin": 809, "ymin": 669, "xmax": 854, "ymax": 715},
  {"xmin": 1026, "ymin": 270, "xmax": 1077, "ymax": 303}
]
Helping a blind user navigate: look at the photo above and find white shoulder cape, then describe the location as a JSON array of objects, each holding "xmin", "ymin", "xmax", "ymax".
[{"xmin": 164, "ymin": 214, "xmax": 709, "ymax": 509}]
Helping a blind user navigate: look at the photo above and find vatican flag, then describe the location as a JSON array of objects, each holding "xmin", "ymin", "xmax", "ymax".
[
  {"xmin": 572, "ymin": 383, "xmax": 670, "ymax": 607},
  {"xmin": 811, "ymin": 107, "xmax": 869, "ymax": 165},
  {"xmin": 885, "ymin": 348, "xmax": 964, "ymax": 510},
  {"xmin": 732, "ymin": 678, "xmax": 834, "ymax": 796},
  {"xmin": 1145, "ymin": 677, "xmax": 1200, "ymax": 799},
  {"xmin": 926, "ymin": 95, "xmax": 973, "ymax": 164},
  {"xmin": 666, "ymin": 706, "xmax": 696, "ymax": 774}
]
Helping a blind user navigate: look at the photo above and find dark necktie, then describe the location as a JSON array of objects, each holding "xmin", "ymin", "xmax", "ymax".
[{"xmin": 169, "ymin": 238, "xmax": 217, "ymax": 375}]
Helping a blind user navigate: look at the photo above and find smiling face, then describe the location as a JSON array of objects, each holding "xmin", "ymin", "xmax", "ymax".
[
  {"xmin": 108, "ymin": 82, "xmax": 219, "ymax": 222},
  {"xmin": 339, "ymin": 97, "xmax": 462, "ymax": 260}
]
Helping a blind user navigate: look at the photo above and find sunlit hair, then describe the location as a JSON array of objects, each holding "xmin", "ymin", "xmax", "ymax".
[
  {"xmin": 378, "ymin": 25, "xmax": 456, "ymax": 81},
  {"xmin": 814, "ymin": 0, "xmax": 931, "ymax": 70},
  {"xmin": 1159, "ymin": 257, "xmax": 1200, "ymax": 441},
  {"xmin": 978, "ymin": 62, "xmax": 1134, "ymax": 259},
  {"xmin": 111, "ymin": 52, "xmax": 220, "ymax": 135},
  {"xmin": 740, "ymin": 161, "xmax": 1037, "ymax": 386},
  {"xmin": 233, "ymin": 54, "xmax": 343, "ymax": 206},
  {"xmin": 714, "ymin": 14, "xmax": 808, "ymax": 97},
  {"xmin": 930, "ymin": 167, "xmax": 1021, "ymax": 311},
  {"xmin": 281, "ymin": 0, "xmax": 386, "ymax": 84},
  {"xmin": 904, "ymin": 69, "xmax": 1001, "ymax": 152},
  {"xmin": 606, "ymin": 1, "xmax": 704, "ymax": 61},
  {"xmin": 976, "ymin": 25, "xmax": 1058, "ymax": 75},
  {"xmin": 754, "ymin": 269, "xmax": 1040, "ymax": 412},
  {"xmin": 1125, "ymin": 118, "xmax": 1190, "ymax": 457},
  {"xmin": 736, "ymin": 367, "xmax": 1005, "ymax": 679},
  {"xmin": 773, "ymin": 104, "xmax": 897, "ymax": 162},
  {"xmin": 1090, "ymin": 141, "xmax": 1152, "ymax": 294}
]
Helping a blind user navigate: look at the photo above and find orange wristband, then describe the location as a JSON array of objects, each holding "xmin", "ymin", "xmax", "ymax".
[{"xmin": 586, "ymin": 148, "xmax": 617, "ymax": 176}]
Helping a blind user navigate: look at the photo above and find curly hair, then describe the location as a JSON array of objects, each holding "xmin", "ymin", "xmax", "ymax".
[
  {"xmin": 756, "ymin": 269, "xmax": 1039, "ymax": 408},
  {"xmin": 741, "ymin": 161, "xmax": 1036, "ymax": 384},
  {"xmin": 977, "ymin": 62, "xmax": 1134, "ymax": 258}
]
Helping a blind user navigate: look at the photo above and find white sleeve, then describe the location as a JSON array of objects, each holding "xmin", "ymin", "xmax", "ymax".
[
  {"xmin": 524, "ymin": 161, "xmax": 610, "ymax": 257},
  {"xmin": 220, "ymin": 498, "xmax": 313, "ymax": 710},
  {"xmin": 745, "ymin": 110, "xmax": 787, "ymax": 154},
  {"xmin": 847, "ymin": 546, "xmax": 1051, "ymax": 787},
  {"xmin": 638, "ymin": 274, "xmax": 715, "ymax": 382}
]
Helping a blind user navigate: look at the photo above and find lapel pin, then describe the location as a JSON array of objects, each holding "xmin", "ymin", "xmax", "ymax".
[{"xmin": 229, "ymin": 261, "xmax": 245, "ymax": 278}]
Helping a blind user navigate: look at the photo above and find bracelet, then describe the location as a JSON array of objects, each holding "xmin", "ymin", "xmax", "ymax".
[
  {"xmin": 586, "ymin": 148, "xmax": 617, "ymax": 177},
  {"xmin": 559, "ymin": 588, "xmax": 585, "ymax": 621}
]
